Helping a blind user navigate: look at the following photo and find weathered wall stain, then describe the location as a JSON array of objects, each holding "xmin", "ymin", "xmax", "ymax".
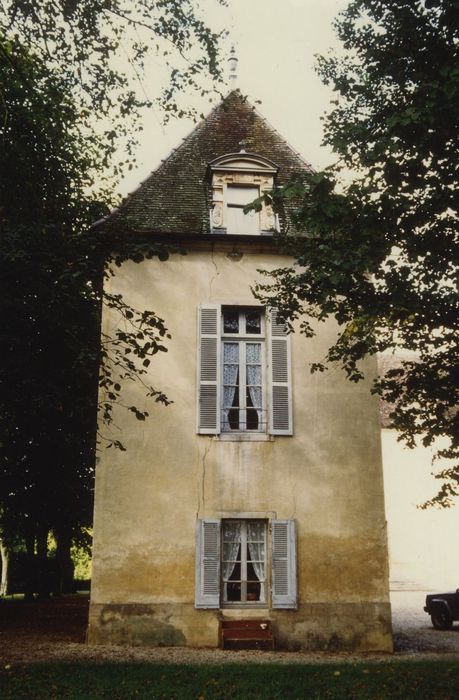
[
  {"xmin": 90, "ymin": 251, "xmax": 392, "ymax": 652},
  {"xmin": 88, "ymin": 602, "xmax": 392, "ymax": 651}
]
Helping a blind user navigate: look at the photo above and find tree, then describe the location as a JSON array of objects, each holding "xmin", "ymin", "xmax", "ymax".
[
  {"xmin": 0, "ymin": 36, "xmax": 172, "ymax": 596},
  {"xmin": 0, "ymin": 1, "xmax": 227, "ymax": 172},
  {"xmin": 254, "ymin": 0, "xmax": 458, "ymax": 505},
  {"xmin": 0, "ymin": 2, "xmax": 225, "ymax": 596}
]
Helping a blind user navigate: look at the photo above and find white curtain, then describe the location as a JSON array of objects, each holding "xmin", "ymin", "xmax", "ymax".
[
  {"xmin": 246, "ymin": 343, "xmax": 262, "ymax": 429},
  {"xmin": 222, "ymin": 343, "xmax": 239, "ymax": 430},
  {"xmin": 247, "ymin": 521, "xmax": 266, "ymax": 603},
  {"xmin": 222, "ymin": 521, "xmax": 241, "ymax": 601}
]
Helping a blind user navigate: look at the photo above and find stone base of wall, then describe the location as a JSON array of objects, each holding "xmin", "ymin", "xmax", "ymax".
[{"xmin": 87, "ymin": 601, "xmax": 393, "ymax": 652}]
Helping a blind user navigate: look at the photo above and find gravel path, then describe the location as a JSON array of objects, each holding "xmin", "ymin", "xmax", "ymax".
[
  {"xmin": 2, "ymin": 591, "xmax": 459, "ymax": 666},
  {"xmin": 392, "ymin": 590, "xmax": 459, "ymax": 654}
]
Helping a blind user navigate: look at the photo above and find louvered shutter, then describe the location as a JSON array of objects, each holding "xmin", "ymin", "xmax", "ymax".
[
  {"xmin": 271, "ymin": 519, "xmax": 297, "ymax": 609},
  {"xmin": 195, "ymin": 519, "xmax": 221, "ymax": 608},
  {"xmin": 268, "ymin": 309, "xmax": 293, "ymax": 435},
  {"xmin": 197, "ymin": 305, "xmax": 221, "ymax": 434}
]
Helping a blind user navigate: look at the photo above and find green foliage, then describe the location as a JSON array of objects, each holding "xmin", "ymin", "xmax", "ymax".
[
  {"xmin": 0, "ymin": 35, "xmax": 172, "ymax": 561},
  {"xmin": 255, "ymin": 0, "xmax": 458, "ymax": 505},
  {"xmin": 0, "ymin": 0, "xmax": 227, "ymax": 174},
  {"xmin": 71, "ymin": 538, "xmax": 92, "ymax": 582},
  {"xmin": 0, "ymin": 1, "xmax": 224, "ymax": 589}
]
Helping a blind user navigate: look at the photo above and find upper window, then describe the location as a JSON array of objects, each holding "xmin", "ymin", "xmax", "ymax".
[
  {"xmin": 197, "ymin": 304, "xmax": 293, "ymax": 437},
  {"xmin": 221, "ymin": 307, "xmax": 265, "ymax": 432},
  {"xmin": 207, "ymin": 151, "xmax": 279, "ymax": 235}
]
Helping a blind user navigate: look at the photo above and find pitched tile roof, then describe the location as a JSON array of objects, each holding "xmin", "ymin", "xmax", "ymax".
[{"xmin": 100, "ymin": 90, "xmax": 313, "ymax": 236}]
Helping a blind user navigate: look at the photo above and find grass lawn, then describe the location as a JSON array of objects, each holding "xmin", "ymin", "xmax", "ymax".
[{"xmin": 1, "ymin": 660, "xmax": 459, "ymax": 699}]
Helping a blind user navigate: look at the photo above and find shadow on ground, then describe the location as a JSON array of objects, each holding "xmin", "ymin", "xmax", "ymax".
[
  {"xmin": 0, "ymin": 594, "xmax": 89, "ymax": 644},
  {"xmin": 2, "ymin": 591, "xmax": 459, "ymax": 663}
]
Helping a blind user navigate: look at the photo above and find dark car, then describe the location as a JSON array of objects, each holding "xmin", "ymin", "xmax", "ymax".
[{"xmin": 424, "ymin": 590, "xmax": 459, "ymax": 629}]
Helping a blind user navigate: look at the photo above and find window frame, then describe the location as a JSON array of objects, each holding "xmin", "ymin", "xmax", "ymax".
[
  {"xmin": 195, "ymin": 517, "xmax": 298, "ymax": 610},
  {"xmin": 207, "ymin": 152, "xmax": 279, "ymax": 236},
  {"xmin": 221, "ymin": 307, "xmax": 267, "ymax": 434},
  {"xmin": 197, "ymin": 304, "xmax": 293, "ymax": 437},
  {"xmin": 221, "ymin": 518, "xmax": 268, "ymax": 607}
]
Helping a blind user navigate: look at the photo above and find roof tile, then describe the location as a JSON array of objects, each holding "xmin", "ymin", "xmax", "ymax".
[{"xmin": 103, "ymin": 90, "xmax": 313, "ymax": 235}]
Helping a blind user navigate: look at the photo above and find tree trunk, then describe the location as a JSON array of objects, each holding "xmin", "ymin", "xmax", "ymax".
[
  {"xmin": 36, "ymin": 525, "xmax": 50, "ymax": 600},
  {"xmin": 24, "ymin": 528, "xmax": 36, "ymax": 601},
  {"xmin": 55, "ymin": 529, "xmax": 75, "ymax": 594},
  {"xmin": 0, "ymin": 539, "xmax": 9, "ymax": 596}
]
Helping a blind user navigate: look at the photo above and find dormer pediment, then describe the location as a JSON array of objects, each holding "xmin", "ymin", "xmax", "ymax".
[{"xmin": 208, "ymin": 152, "xmax": 278, "ymax": 177}]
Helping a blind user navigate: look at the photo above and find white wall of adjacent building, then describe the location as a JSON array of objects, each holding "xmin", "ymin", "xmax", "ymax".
[{"xmin": 382, "ymin": 429, "xmax": 459, "ymax": 591}]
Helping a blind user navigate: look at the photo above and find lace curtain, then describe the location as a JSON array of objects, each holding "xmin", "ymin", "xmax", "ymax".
[
  {"xmin": 222, "ymin": 343, "xmax": 239, "ymax": 430},
  {"xmin": 247, "ymin": 521, "xmax": 266, "ymax": 603},
  {"xmin": 246, "ymin": 343, "xmax": 262, "ymax": 428},
  {"xmin": 222, "ymin": 521, "xmax": 241, "ymax": 601}
]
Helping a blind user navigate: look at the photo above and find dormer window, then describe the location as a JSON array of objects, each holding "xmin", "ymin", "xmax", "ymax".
[{"xmin": 207, "ymin": 151, "xmax": 279, "ymax": 236}]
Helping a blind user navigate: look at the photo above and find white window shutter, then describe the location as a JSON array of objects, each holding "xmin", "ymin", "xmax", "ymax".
[
  {"xmin": 197, "ymin": 305, "xmax": 221, "ymax": 434},
  {"xmin": 268, "ymin": 308, "xmax": 293, "ymax": 435},
  {"xmin": 195, "ymin": 519, "xmax": 221, "ymax": 608},
  {"xmin": 271, "ymin": 519, "xmax": 297, "ymax": 609}
]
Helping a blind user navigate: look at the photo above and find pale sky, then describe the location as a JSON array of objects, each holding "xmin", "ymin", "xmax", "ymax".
[{"xmin": 118, "ymin": 0, "xmax": 349, "ymax": 197}]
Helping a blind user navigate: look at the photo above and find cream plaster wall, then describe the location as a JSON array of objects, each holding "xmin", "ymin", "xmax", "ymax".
[{"xmin": 89, "ymin": 248, "xmax": 392, "ymax": 651}]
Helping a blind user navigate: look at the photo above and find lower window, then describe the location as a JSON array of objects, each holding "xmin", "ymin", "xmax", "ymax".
[
  {"xmin": 222, "ymin": 520, "xmax": 267, "ymax": 604},
  {"xmin": 195, "ymin": 517, "xmax": 297, "ymax": 610}
]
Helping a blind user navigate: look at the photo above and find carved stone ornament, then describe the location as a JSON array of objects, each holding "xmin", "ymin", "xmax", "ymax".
[
  {"xmin": 212, "ymin": 202, "xmax": 223, "ymax": 228},
  {"xmin": 261, "ymin": 204, "xmax": 275, "ymax": 231}
]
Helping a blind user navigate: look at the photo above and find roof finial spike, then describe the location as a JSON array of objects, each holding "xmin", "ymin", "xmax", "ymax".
[{"xmin": 228, "ymin": 44, "xmax": 238, "ymax": 86}]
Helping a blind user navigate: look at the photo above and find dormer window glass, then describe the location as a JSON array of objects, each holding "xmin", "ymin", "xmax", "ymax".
[
  {"xmin": 207, "ymin": 152, "xmax": 279, "ymax": 236},
  {"xmin": 226, "ymin": 185, "xmax": 260, "ymax": 235}
]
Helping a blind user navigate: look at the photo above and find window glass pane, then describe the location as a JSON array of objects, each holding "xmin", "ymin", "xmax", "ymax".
[
  {"xmin": 247, "ymin": 387, "xmax": 261, "ymax": 409},
  {"xmin": 223, "ymin": 311, "xmax": 239, "ymax": 334},
  {"xmin": 223, "ymin": 342, "xmax": 239, "ymax": 363},
  {"xmin": 222, "ymin": 524, "xmax": 242, "ymax": 567},
  {"xmin": 227, "ymin": 186, "xmax": 259, "ymax": 205},
  {"xmin": 227, "ymin": 409, "xmax": 239, "ymax": 430},
  {"xmin": 246, "ymin": 341, "xmax": 262, "ymax": 429},
  {"xmin": 223, "ymin": 343, "xmax": 240, "ymax": 430},
  {"xmin": 247, "ymin": 521, "xmax": 265, "ymax": 541},
  {"xmin": 227, "ymin": 582, "xmax": 242, "ymax": 601},
  {"xmin": 247, "ymin": 582, "xmax": 261, "ymax": 601},
  {"xmin": 227, "ymin": 206, "xmax": 259, "ymax": 235},
  {"xmin": 246, "ymin": 543, "xmax": 265, "ymax": 564},
  {"xmin": 223, "ymin": 521, "xmax": 242, "ymax": 541},
  {"xmin": 246, "ymin": 312, "xmax": 261, "ymax": 334},
  {"xmin": 223, "ymin": 364, "xmax": 239, "ymax": 385},
  {"xmin": 247, "ymin": 561, "xmax": 264, "ymax": 580},
  {"xmin": 247, "ymin": 365, "xmax": 262, "ymax": 386},
  {"xmin": 249, "ymin": 388, "xmax": 262, "ymax": 409},
  {"xmin": 246, "ymin": 343, "xmax": 261, "ymax": 363},
  {"xmin": 246, "ymin": 409, "xmax": 258, "ymax": 430},
  {"xmin": 223, "ymin": 546, "xmax": 241, "ymax": 563},
  {"xmin": 223, "ymin": 374, "xmax": 239, "ymax": 404}
]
